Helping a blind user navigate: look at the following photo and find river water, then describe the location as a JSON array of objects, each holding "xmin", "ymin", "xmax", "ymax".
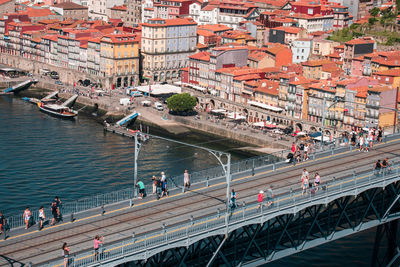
[{"xmin": 0, "ymin": 95, "xmax": 385, "ymax": 266}]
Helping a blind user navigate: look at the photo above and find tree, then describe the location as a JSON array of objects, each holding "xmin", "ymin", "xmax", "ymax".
[
  {"xmin": 167, "ymin": 93, "xmax": 197, "ymax": 113},
  {"xmin": 369, "ymin": 7, "xmax": 380, "ymax": 18}
]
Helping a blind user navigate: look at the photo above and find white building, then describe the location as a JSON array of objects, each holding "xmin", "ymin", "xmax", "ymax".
[{"xmin": 291, "ymin": 38, "xmax": 312, "ymax": 63}]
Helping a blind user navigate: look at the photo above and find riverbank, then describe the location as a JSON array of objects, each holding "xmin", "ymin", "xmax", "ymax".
[{"xmin": 9, "ymin": 78, "xmax": 292, "ymax": 153}]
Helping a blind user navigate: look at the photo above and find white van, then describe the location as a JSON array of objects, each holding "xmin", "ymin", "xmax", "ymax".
[{"xmin": 154, "ymin": 102, "xmax": 164, "ymax": 111}]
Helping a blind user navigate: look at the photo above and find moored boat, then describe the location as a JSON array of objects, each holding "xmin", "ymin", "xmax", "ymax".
[{"xmin": 38, "ymin": 102, "xmax": 78, "ymax": 118}]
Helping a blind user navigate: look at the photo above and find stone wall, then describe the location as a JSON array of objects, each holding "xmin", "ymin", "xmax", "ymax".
[
  {"xmin": 0, "ymin": 53, "xmax": 108, "ymax": 87},
  {"xmin": 174, "ymin": 116, "xmax": 288, "ymax": 148}
]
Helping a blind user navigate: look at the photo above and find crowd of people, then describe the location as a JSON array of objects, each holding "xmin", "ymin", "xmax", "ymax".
[{"xmin": 344, "ymin": 127, "xmax": 384, "ymax": 151}]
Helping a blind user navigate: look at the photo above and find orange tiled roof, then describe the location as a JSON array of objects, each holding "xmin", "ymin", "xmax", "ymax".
[
  {"xmin": 189, "ymin": 51, "xmax": 210, "ymax": 61},
  {"xmin": 302, "ymin": 59, "xmax": 332, "ymax": 67},
  {"xmin": 272, "ymin": 26, "xmax": 300, "ymax": 34},
  {"xmin": 144, "ymin": 18, "xmax": 197, "ymax": 27},
  {"xmin": 111, "ymin": 5, "xmax": 127, "ymax": 11},
  {"xmin": 346, "ymin": 37, "xmax": 375, "ymax": 45},
  {"xmin": 374, "ymin": 69, "xmax": 400, "ymax": 77},
  {"xmin": 248, "ymin": 50, "xmax": 267, "ymax": 61}
]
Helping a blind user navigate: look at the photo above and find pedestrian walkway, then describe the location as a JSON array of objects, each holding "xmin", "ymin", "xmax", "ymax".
[{"xmin": 1, "ymin": 138, "xmax": 400, "ymax": 266}]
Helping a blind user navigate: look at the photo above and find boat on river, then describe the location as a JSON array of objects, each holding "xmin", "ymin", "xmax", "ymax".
[
  {"xmin": 38, "ymin": 102, "xmax": 78, "ymax": 118},
  {"xmin": 37, "ymin": 94, "xmax": 79, "ymax": 119}
]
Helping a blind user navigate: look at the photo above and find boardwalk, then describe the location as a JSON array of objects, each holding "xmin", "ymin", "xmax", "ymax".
[{"xmin": 1, "ymin": 138, "xmax": 400, "ymax": 266}]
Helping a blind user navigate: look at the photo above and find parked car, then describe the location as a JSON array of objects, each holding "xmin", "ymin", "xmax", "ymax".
[
  {"xmin": 55, "ymin": 80, "xmax": 63, "ymax": 85},
  {"xmin": 154, "ymin": 102, "xmax": 164, "ymax": 111}
]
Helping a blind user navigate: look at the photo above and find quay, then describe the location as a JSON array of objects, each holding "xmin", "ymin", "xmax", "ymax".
[{"xmin": 2, "ymin": 134, "xmax": 400, "ymax": 266}]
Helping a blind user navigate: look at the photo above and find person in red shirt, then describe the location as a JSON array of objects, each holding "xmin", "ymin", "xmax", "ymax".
[
  {"xmin": 291, "ymin": 142, "xmax": 296, "ymax": 154},
  {"xmin": 94, "ymin": 235, "xmax": 104, "ymax": 261},
  {"xmin": 257, "ymin": 191, "xmax": 264, "ymax": 211}
]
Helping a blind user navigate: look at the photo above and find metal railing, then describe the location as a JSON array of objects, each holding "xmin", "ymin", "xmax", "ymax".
[
  {"xmin": 42, "ymin": 159, "xmax": 400, "ymax": 267},
  {"xmin": 5, "ymin": 133, "xmax": 400, "ymax": 231}
]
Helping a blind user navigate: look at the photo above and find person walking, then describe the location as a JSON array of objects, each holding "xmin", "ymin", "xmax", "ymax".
[
  {"xmin": 230, "ymin": 189, "xmax": 237, "ymax": 209},
  {"xmin": 0, "ymin": 212, "xmax": 5, "ymax": 236},
  {"xmin": 314, "ymin": 173, "xmax": 321, "ymax": 192},
  {"xmin": 183, "ymin": 170, "xmax": 190, "ymax": 192},
  {"xmin": 39, "ymin": 206, "xmax": 45, "ymax": 230},
  {"xmin": 301, "ymin": 172, "xmax": 309, "ymax": 195},
  {"xmin": 156, "ymin": 177, "xmax": 162, "ymax": 200},
  {"xmin": 23, "ymin": 207, "xmax": 31, "ymax": 229},
  {"xmin": 62, "ymin": 243, "xmax": 70, "ymax": 267},
  {"xmin": 266, "ymin": 186, "xmax": 274, "ymax": 207},
  {"xmin": 152, "ymin": 176, "xmax": 157, "ymax": 195},
  {"xmin": 375, "ymin": 160, "xmax": 382, "ymax": 175},
  {"xmin": 257, "ymin": 191, "xmax": 264, "ymax": 211},
  {"xmin": 303, "ymin": 143, "xmax": 309, "ymax": 161},
  {"xmin": 161, "ymin": 172, "xmax": 168, "ymax": 198},
  {"xmin": 94, "ymin": 235, "xmax": 104, "ymax": 261},
  {"xmin": 136, "ymin": 180, "xmax": 145, "ymax": 199},
  {"xmin": 378, "ymin": 127, "xmax": 383, "ymax": 143},
  {"xmin": 359, "ymin": 135, "xmax": 364, "ymax": 152},
  {"xmin": 51, "ymin": 199, "xmax": 58, "ymax": 226}
]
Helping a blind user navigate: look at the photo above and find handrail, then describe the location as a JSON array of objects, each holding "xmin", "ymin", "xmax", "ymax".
[
  {"xmin": 42, "ymin": 160, "xmax": 400, "ymax": 267},
  {"xmin": 5, "ymin": 133, "xmax": 400, "ymax": 231}
]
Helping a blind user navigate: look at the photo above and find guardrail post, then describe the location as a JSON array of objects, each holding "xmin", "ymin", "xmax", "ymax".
[
  {"xmin": 70, "ymin": 213, "xmax": 74, "ymax": 222},
  {"xmin": 132, "ymin": 232, "xmax": 135, "ymax": 243},
  {"xmin": 252, "ymin": 160, "xmax": 255, "ymax": 176},
  {"xmin": 273, "ymin": 163, "xmax": 276, "ymax": 171},
  {"xmin": 101, "ymin": 205, "xmax": 105, "ymax": 216},
  {"xmin": 206, "ymin": 177, "xmax": 209, "ymax": 187},
  {"xmin": 313, "ymin": 153, "xmax": 316, "ymax": 161},
  {"xmin": 242, "ymin": 201, "xmax": 245, "ymax": 219},
  {"xmin": 190, "ymin": 215, "xmax": 194, "ymax": 226},
  {"xmin": 162, "ymin": 223, "xmax": 166, "ymax": 234},
  {"xmin": 129, "ymin": 199, "xmax": 133, "ymax": 207},
  {"xmin": 331, "ymin": 147, "xmax": 334, "ymax": 155},
  {"xmin": 217, "ymin": 208, "xmax": 220, "ymax": 218}
]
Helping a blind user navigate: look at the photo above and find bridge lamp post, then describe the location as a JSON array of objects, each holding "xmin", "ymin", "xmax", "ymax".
[{"xmin": 132, "ymin": 133, "xmax": 232, "ymax": 218}]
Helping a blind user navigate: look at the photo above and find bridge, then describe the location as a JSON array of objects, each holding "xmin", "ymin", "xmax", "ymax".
[{"xmin": 2, "ymin": 135, "xmax": 400, "ymax": 267}]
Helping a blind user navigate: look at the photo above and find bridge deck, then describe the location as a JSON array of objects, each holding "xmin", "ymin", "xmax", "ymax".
[{"xmin": 1, "ymin": 140, "xmax": 400, "ymax": 266}]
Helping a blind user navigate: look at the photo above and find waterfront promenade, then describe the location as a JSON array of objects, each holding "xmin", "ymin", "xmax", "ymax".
[{"xmin": 1, "ymin": 136, "xmax": 400, "ymax": 266}]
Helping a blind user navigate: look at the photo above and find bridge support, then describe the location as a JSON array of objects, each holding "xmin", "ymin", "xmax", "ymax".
[{"xmin": 371, "ymin": 219, "xmax": 399, "ymax": 267}]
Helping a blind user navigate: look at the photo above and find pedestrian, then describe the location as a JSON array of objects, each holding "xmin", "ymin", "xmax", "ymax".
[
  {"xmin": 314, "ymin": 173, "xmax": 321, "ymax": 192},
  {"xmin": 39, "ymin": 206, "xmax": 45, "ymax": 230},
  {"xmin": 378, "ymin": 127, "xmax": 383, "ymax": 143},
  {"xmin": 359, "ymin": 135, "xmax": 364, "ymax": 151},
  {"xmin": 230, "ymin": 189, "xmax": 237, "ymax": 209},
  {"xmin": 183, "ymin": 170, "xmax": 190, "ymax": 192},
  {"xmin": 364, "ymin": 136, "xmax": 369, "ymax": 152},
  {"xmin": 152, "ymin": 176, "xmax": 157, "ymax": 194},
  {"xmin": 62, "ymin": 243, "xmax": 70, "ymax": 267},
  {"xmin": 136, "ymin": 180, "xmax": 145, "ymax": 199},
  {"xmin": 161, "ymin": 172, "xmax": 168, "ymax": 197},
  {"xmin": 0, "ymin": 211, "xmax": 5, "ymax": 236},
  {"xmin": 295, "ymin": 149, "xmax": 301, "ymax": 163},
  {"xmin": 257, "ymin": 190, "xmax": 264, "ymax": 210},
  {"xmin": 51, "ymin": 199, "xmax": 58, "ymax": 226},
  {"xmin": 301, "ymin": 170, "xmax": 309, "ymax": 195},
  {"xmin": 303, "ymin": 143, "xmax": 309, "ymax": 161},
  {"xmin": 266, "ymin": 186, "xmax": 274, "ymax": 207},
  {"xmin": 94, "ymin": 235, "xmax": 104, "ymax": 261},
  {"xmin": 374, "ymin": 160, "xmax": 382, "ymax": 175},
  {"xmin": 23, "ymin": 207, "xmax": 31, "ymax": 229},
  {"xmin": 291, "ymin": 142, "xmax": 296, "ymax": 154}
]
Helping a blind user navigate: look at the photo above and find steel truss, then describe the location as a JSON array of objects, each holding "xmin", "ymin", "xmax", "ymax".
[{"xmin": 119, "ymin": 181, "xmax": 400, "ymax": 267}]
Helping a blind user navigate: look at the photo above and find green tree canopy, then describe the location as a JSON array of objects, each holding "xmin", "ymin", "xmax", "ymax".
[
  {"xmin": 369, "ymin": 7, "xmax": 380, "ymax": 17},
  {"xmin": 167, "ymin": 93, "xmax": 197, "ymax": 113}
]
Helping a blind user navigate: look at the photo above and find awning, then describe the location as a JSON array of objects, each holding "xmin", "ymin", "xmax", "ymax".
[
  {"xmin": 210, "ymin": 90, "xmax": 218, "ymax": 96},
  {"xmin": 247, "ymin": 101, "xmax": 283, "ymax": 112},
  {"xmin": 211, "ymin": 109, "xmax": 226, "ymax": 114},
  {"xmin": 296, "ymin": 131, "xmax": 307, "ymax": 136},
  {"xmin": 308, "ymin": 132, "xmax": 322, "ymax": 138},
  {"xmin": 227, "ymin": 112, "xmax": 246, "ymax": 120},
  {"xmin": 314, "ymin": 136, "xmax": 331, "ymax": 142},
  {"xmin": 191, "ymin": 85, "xmax": 206, "ymax": 92},
  {"xmin": 252, "ymin": 121, "xmax": 276, "ymax": 128},
  {"xmin": 242, "ymin": 89, "xmax": 253, "ymax": 95}
]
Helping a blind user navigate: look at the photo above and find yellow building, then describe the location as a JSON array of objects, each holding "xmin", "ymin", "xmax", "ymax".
[{"xmin": 100, "ymin": 33, "xmax": 140, "ymax": 88}]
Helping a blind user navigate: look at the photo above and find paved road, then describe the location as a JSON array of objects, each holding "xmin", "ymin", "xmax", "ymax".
[{"xmin": 1, "ymin": 139, "xmax": 400, "ymax": 266}]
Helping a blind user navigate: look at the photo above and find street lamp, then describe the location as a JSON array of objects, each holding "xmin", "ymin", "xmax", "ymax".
[{"xmin": 132, "ymin": 132, "xmax": 232, "ymax": 228}]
